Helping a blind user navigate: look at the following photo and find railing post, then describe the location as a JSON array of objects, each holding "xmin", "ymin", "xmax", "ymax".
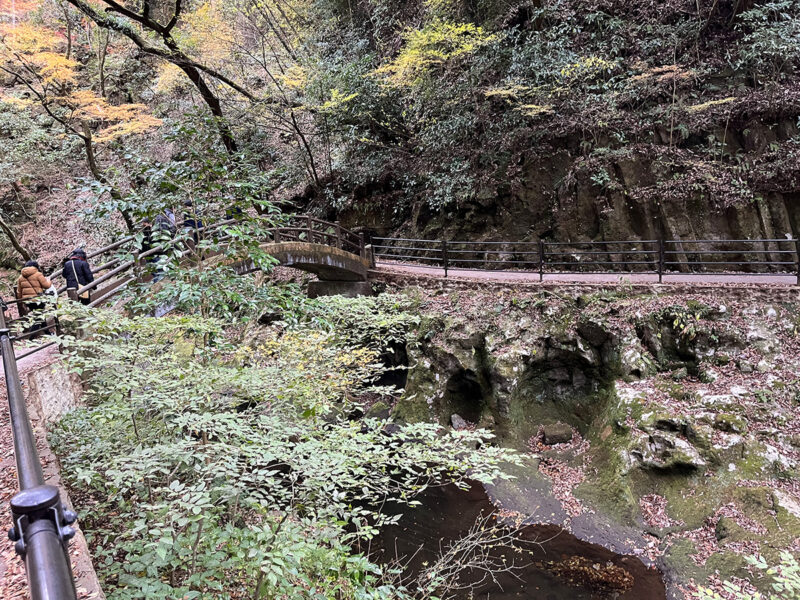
[
  {"xmin": 336, "ymin": 222, "xmax": 342, "ymax": 249},
  {"xmin": 795, "ymin": 237, "xmax": 800, "ymax": 286},
  {"xmin": 1, "ymin": 328, "xmax": 79, "ymax": 600},
  {"xmin": 67, "ymin": 288, "xmax": 79, "ymax": 302},
  {"xmin": 359, "ymin": 232, "xmax": 366, "ymax": 258},
  {"xmin": 306, "ymin": 215, "xmax": 313, "ymax": 243},
  {"xmin": 539, "ymin": 239, "xmax": 545, "ymax": 282},
  {"xmin": 442, "ymin": 240, "xmax": 449, "ymax": 277},
  {"xmin": 658, "ymin": 238, "xmax": 665, "ymax": 284}
]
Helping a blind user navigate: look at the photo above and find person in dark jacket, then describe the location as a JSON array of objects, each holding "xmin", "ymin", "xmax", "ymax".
[
  {"xmin": 140, "ymin": 214, "xmax": 174, "ymax": 283},
  {"xmin": 155, "ymin": 212, "xmax": 177, "ymax": 238},
  {"xmin": 182, "ymin": 200, "xmax": 204, "ymax": 246},
  {"xmin": 63, "ymin": 249, "xmax": 94, "ymax": 305}
]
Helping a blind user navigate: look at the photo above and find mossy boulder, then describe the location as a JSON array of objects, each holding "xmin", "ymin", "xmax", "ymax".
[{"xmin": 713, "ymin": 413, "xmax": 748, "ymax": 434}]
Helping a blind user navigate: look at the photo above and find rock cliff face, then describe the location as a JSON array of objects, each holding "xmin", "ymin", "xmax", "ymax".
[
  {"xmin": 391, "ymin": 283, "xmax": 800, "ymax": 594},
  {"xmin": 334, "ymin": 120, "xmax": 800, "ymax": 245}
]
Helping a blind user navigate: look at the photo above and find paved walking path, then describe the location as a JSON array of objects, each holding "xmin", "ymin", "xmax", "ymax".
[{"xmin": 375, "ymin": 261, "xmax": 799, "ymax": 286}]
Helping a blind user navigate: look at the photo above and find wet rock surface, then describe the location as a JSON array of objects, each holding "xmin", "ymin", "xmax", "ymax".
[
  {"xmin": 373, "ymin": 481, "xmax": 667, "ymax": 599},
  {"xmin": 390, "ymin": 284, "xmax": 800, "ymax": 598},
  {"xmin": 543, "ymin": 422, "xmax": 574, "ymax": 445}
]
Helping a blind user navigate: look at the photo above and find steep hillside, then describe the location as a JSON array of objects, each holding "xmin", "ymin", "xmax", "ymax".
[
  {"xmin": 297, "ymin": 1, "xmax": 800, "ymax": 243},
  {"xmin": 2, "ymin": 0, "xmax": 799, "ymax": 263}
]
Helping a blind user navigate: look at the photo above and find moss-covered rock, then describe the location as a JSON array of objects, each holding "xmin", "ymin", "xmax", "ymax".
[{"xmin": 713, "ymin": 413, "xmax": 748, "ymax": 434}]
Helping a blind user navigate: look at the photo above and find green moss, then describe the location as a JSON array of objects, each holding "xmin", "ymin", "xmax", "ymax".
[
  {"xmin": 365, "ymin": 401, "xmax": 390, "ymax": 418},
  {"xmin": 663, "ymin": 538, "xmax": 708, "ymax": 581},
  {"xmin": 713, "ymin": 353, "xmax": 731, "ymax": 366},
  {"xmin": 392, "ymin": 396, "xmax": 431, "ymax": 423},
  {"xmin": 713, "ymin": 413, "xmax": 748, "ymax": 434},
  {"xmin": 574, "ymin": 439, "xmax": 638, "ymax": 524},
  {"xmin": 577, "ymin": 408, "xmax": 639, "ymax": 523}
]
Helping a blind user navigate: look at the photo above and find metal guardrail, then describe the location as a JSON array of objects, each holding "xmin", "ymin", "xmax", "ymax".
[
  {"xmin": 0, "ymin": 310, "xmax": 79, "ymax": 600},
  {"xmin": 372, "ymin": 236, "xmax": 800, "ymax": 284}
]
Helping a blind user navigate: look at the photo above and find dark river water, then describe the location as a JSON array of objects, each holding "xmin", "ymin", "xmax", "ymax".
[{"xmin": 372, "ymin": 482, "xmax": 666, "ymax": 600}]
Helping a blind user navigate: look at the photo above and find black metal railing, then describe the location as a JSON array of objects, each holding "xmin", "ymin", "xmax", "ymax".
[
  {"xmin": 0, "ymin": 309, "xmax": 79, "ymax": 600},
  {"xmin": 372, "ymin": 236, "xmax": 800, "ymax": 284}
]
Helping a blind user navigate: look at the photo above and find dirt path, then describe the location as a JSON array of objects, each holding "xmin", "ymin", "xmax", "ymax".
[{"xmin": 375, "ymin": 261, "xmax": 799, "ymax": 286}]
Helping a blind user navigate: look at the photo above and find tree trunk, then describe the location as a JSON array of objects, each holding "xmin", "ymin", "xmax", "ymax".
[
  {"xmin": 176, "ymin": 63, "xmax": 238, "ymax": 154},
  {"xmin": 0, "ymin": 213, "xmax": 32, "ymax": 261},
  {"xmin": 97, "ymin": 30, "xmax": 109, "ymax": 97},
  {"xmin": 81, "ymin": 123, "xmax": 136, "ymax": 232}
]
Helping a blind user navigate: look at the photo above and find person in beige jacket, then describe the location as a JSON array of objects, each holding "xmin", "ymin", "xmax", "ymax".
[
  {"xmin": 16, "ymin": 261, "xmax": 53, "ymax": 338},
  {"xmin": 17, "ymin": 261, "xmax": 52, "ymax": 300}
]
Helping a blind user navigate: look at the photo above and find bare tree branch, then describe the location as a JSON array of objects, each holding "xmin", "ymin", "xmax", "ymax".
[{"xmin": 0, "ymin": 212, "xmax": 32, "ymax": 262}]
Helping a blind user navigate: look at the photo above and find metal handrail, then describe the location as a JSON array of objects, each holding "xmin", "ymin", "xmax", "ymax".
[
  {"xmin": 373, "ymin": 236, "xmax": 800, "ymax": 283},
  {"xmin": 0, "ymin": 315, "xmax": 78, "ymax": 600}
]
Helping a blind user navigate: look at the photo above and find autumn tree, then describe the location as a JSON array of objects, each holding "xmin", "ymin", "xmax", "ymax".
[
  {"xmin": 0, "ymin": 21, "xmax": 162, "ymax": 230},
  {"xmin": 60, "ymin": 0, "xmax": 257, "ymax": 154}
]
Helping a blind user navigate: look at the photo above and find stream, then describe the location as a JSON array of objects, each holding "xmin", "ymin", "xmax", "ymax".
[{"xmin": 373, "ymin": 481, "xmax": 666, "ymax": 599}]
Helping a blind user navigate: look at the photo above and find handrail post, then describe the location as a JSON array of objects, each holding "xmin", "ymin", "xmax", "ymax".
[
  {"xmin": 539, "ymin": 239, "xmax": 545, "ymax": 282},
  {"xmin": 1, "ymin": 328, "xmax": 79, "ymax": 600},
  {"xmin": 795, "ymin": 237, "xmax": 800, "ymax": 286},
  {"xmin": 336, "ymin": 222, "xmax": 342, "ymax": 249},
  {"xmin": 306, "ymin": 215, "xmax": 313, "ymax": 243},
  {"xmin": 658, "ymin": 238, "xmax": 665, "ymax": 284},
  {"xmin": 442, "ymin": 240, "xmax": 448, "ymax": 277},
  {"xmin": 359, "ymin": 232, "xmax": 366, "ymax": 258},
  {"xmin": 67, "ymin": 288, "xmax": 79, "ymax": 303},
  {"xmin": 133, "ymin": 251, "xmax": 142, "ymax": 283}
]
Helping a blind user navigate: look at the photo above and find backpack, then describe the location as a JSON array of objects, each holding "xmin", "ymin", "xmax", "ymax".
[{"xmin": 155, "ymin": 214, "xmax": 177, "ymax": 237}]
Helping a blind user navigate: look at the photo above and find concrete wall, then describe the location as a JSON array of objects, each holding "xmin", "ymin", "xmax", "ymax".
[{"xmin": 23, "ymin": 359, "xmax": 106, "ymax": 600}]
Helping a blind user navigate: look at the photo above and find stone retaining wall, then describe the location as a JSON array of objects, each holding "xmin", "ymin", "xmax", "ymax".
[{"xmin": 24, "ymin": 360, "xmax": 105, "ymax": 600}]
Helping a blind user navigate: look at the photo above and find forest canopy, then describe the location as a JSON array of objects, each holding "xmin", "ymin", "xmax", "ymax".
[{"xmin": 1, "ymin": 0, "xmax": 799, "ymax": 260}]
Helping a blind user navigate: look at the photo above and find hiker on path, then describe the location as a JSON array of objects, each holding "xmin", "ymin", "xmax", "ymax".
[
  {"xmin": 63, "ymin": 249, "xmax": 94, "ymax": 305},
  {"xmin": 140, "ymin": 213, "xmax": 175, "ymax": 283},
  {"xmin": 16, "ymin": 260, "xmax": 55, "ymax": 338},
  {"xmin": 17, "ymin": 261, "xmax": 52, "ymax": 303},
  {"xmin": 182, "ymin": 200, "xmax": 204, "ymax": 246},
  {"xmin": 156, "ymin": 211, "xmax": 177, "ymax": 238}
]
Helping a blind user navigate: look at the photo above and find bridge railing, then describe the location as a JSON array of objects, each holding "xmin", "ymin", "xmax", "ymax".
[
  {"xmin": 372, "ymin": 236, "xmax": 800, "ymax": 283},
  {"xmin": 277, "ymin": 215, "xmax": 364, "ymax": 255}
]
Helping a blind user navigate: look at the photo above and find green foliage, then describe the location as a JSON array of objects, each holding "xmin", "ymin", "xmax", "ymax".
[
  {"xmin": 305, "ymin": 293, "xmax": 421, "ymax": 348},
  {"xmin": 693, "ymin": 552, "xmax": 800, "ymax": 599},
  {"xmin": 50, "ymin": 306, "xmax": 518, "ymax": 599},
  {"xmin": 374, "ymin": 21, "xmax": 499, "ymax": 86},
  {"xmin": 736, "ymin": 1, "xmax": 800, "ymax": 83}
]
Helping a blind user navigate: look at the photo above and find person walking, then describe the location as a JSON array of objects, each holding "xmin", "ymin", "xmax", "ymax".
[
  {"xmin": 182, "ymin": 200, "xmax": 204, "ymax": 247},
  {"xmin": 17, "ymin": 260, "xmax": 52, "ymax": 303},
  {"xmin": 16, "ymin": 260, "xmax": 54, "ymax": 338},
  {"xmin": 140, "ymin": 213, "xmax": 175, "ymax": 283},
  {"xmin": 63, "ymin": 249, "xmax": 94, "ymax": 305}
]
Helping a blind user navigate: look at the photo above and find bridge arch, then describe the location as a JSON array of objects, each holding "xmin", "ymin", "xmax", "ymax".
[{"xmin": 232, "ymin": 241, "xmax": 370, "ymax": 281}]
